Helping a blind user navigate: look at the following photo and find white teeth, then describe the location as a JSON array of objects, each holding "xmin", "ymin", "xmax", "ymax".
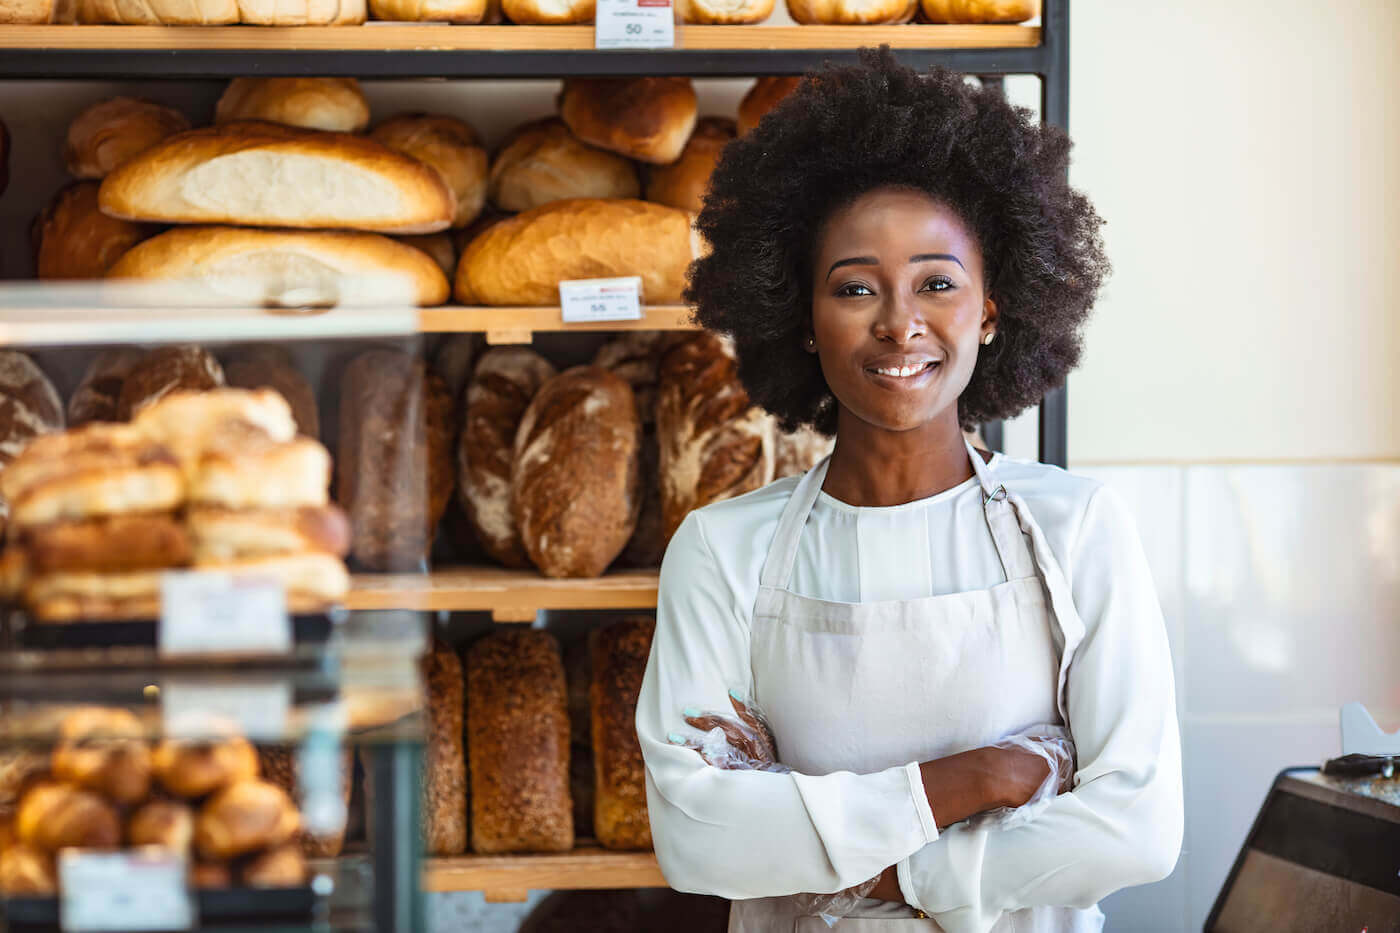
[{"xmin": 873, "ymin": 362, "xmax": 934, "ymax": 377}]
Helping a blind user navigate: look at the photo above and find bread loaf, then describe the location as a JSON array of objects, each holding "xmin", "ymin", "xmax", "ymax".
[
  {"xmin": 512, "ymin": 367, "xmax": 641, "ymax": 578},
  {"xmin": 236, "ymin": 0, "xmax": 365, "ymax": 22},
  {"xmin": 398, "ymin": 233, "xmax": 457, "ymax": 280},
  {"xmin": 67, "ymin": 349, "xmax": 144, "ymax": 426},
  {"xmin": 563, "ymin": 639, "xmax": 594, "ymax": 839},
  {"xmin": 107, "ymin": 226, "xmax": 451, "ymax": 308},
  {"xmin": 115, "ymin": 345, "xmax": 224, "ymax": 421},
  {"xmin": 422, "ymin": 639, "xmax": 466, "ymax": 855},
  {"xmin": 0, "ymin": 845, "xmax": 55, "ymax": 895},
  {"xmin": 559, "ymin": 78, "xmax": 697, "ymax": 165},
  {"xmin": 656, "ymin": 333, "xmax": 775, "ymax": 542},
  {"xmin": 99, "ymin": 123, "xmax": 454, "ymax": 234},
  {"xmin": 774, "ymin": 423, "xmax": 834, "ymax": 478},
  {"xmin": 457, "ymin": 347, "xmax": 555, "ymax": 568},
  {"xmin": 36, "ymin": 182, "xmax": 151, "ymax": 279},
  {"xmin": 65, "ymin": 98, "xmax": 191, "ymax": 179},
  {"xmin": 786, "ymin": 0, "xmax": 914, "ymax": 22},
  {"xmin": 590, "ymin": 617, "xmax": 654, "ymax": 850},
  {"xmin": 187, "ymin": 436, "xmax": 330, "ymax": 509},
  {"xmin": 466, "ymin": 630, "xmax": 572, "ymax": 853},
  {"xmin": 371, "ymin": 113, "xmax": 487, "ymax": 229},
  {"xmin": 187, "ymin": 506, "xmax": 349, "ymax": 562},
  {"xmin": 15, "ymin": 783, "xmax": 121, "ymax": 851},
  {"xmin": 920, "ymin": 0, "xmax": 1034, "ymax": 20},
  {"xmin": 81, "ymin": 0, "xmax": 237, "ymax": 24},
  {"xmin": 644, "ymin": 117, "xmax": 734, "ymax": 214},
  {"xmin": 128, "ymin": 800, "xmax": 195, "ymax": 853},
  {"xmin": 488, "ymin": 118, "xmax": 639, "ymax": 213},
  {"xmin": 24, "ymin": 513, "xmax": 191, "ymax": 574},
  {"xmin": 216, "ymin": 79, "xmax": 369, "ymax": 132},
  {"xmin": 455, "ymin": 199, "xmax": 696, "ymax": 306},
  {"xmin": 500, "ymin": 0, "xmax": 588, "ymax": 23},
  {"xmin": 0, "ymin": 352, "xmax": 65, "ymax": 540},
  {"xmin": 336, "ymin": 349, "xmax": 454, "ymax": 571},
  {"xmin": 131, "ymin": 387, "xmax": 296, "ymax": 476},
  {"xmin": 258, "ymin": 746, "xmax": 351, "ymax": 858},
  {"xmin": 190, "ymin": 861, "xmax": 232, "ymax": 889},
  {"xmin": 242, "ymin": 844, "xmax": 307, "ymax": 887},
  {"xmin": 737, "ymin": 76, "xmax": 801, "ymax": 135},
  {"xmin": 195, "ymin": 779, "xmax": 300, "ymax": 859},
  {"xmin": 50, "ymin": 706, "xmax": 153, "ymax": 805},
  {"xmin": 675, "ymin": 0, "xmax": 770, "ymax": 23},
  {"xmin": 369, "ymin": 0, "xmax": 487, "ymax": 23},
  {"xmin": 153, "ymin": 734, "xmax": 259, "ymax": 799},
  {"xmin": 0, "ymin": 0, "xmax": 53, "ymax": 22},
  {"xmin": 223, "ymin": 347, "xmax": 320, "ymax": 438}
]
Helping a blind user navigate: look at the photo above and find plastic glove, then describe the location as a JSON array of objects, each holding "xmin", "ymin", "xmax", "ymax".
[
  {"xmin": 667, "ymin": 690, "xmax": 791, "ymax": 774},
  {"xmin": 966, "ymin": 724, "xmax": 1077, "ymax": 833},
  {"xmin": 790, "ymin": 874, "xmax": 881, "ymax": 927}
]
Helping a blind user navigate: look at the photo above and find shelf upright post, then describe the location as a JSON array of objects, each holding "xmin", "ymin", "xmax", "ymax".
[
  {"xmin": 370, "ymin": 741, "xmax": 426, "ymax": 932},
  {"xmin": 1038, "ymin": 0, "xmax": 1070, "ymax": 468}
]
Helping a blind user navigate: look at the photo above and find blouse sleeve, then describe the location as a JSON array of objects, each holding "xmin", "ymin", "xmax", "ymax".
[
  {"xmin": 637, "ymin": 510, "xmax": 940, "ymax": 900},
  {"xmin": 895, "ymin": 484, "xmax": 1185, "ymax": 933}
]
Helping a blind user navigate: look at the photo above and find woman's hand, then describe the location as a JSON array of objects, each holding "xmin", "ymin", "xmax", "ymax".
[{"xmin": 668, "ymin": 692, "xmax": 785, "ymax": 772}]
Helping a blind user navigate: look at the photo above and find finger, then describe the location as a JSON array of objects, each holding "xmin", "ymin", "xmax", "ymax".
[
  {"xmin": 727, "ymin": 693, "xmax": 778, "ymax": 760},
  {"xmin": 685, "ymin": 716, "xmax": 764, "ymax": 762}
]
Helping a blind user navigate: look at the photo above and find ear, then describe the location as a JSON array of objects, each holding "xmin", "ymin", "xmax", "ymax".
[{"xmin": 981, "ymin": 296, "xmax": 999, "ymax": 338}]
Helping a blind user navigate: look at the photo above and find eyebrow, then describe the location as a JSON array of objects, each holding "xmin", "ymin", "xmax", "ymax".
[{"xmin": 826, "ymin": 252, "xmax": 966, "ymax": 280}]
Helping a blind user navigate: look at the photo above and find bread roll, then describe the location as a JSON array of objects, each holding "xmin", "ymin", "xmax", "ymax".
[
  {"xmin": 644, "ymin": 117, "xmax": 734, "ymax": 214},
  {"xmin": 656, "ymin": 333, "xmax": 775, "ymax": 542},
  {"xmin": 0, "ymin": 845, "xmax": 55, "ymax": 895},
  {"xmin": 235, "ymin": 0, "xmax": 365, "ymax": 23},
  {"xmin": 25, "ymin": 513, "xmax": 191, "ymax": 574},
  {"xmin": 81, "ymin": 0, "xmax": 236, "ymax": 23},
  {"xmin": 242, "ymin": 844, "xmax": 307, "ymax": 887},
  {"xmin": 195, "ymin": 779, "xmax": 300, "ymax": 859},
  {"xmin": 50, "ymin": 707, "xmax": 152, "ymax": 805},
  {"xmin": 920, "ymin": 0, "xmax": 1034, "ymax": 20},
  {"xmin": 369, "ymin": 0, "xmax": 487, "ymax": 23},
  {"xmin": 223, "ymin": 348, "xmax": 320, "ymax": 439},
  {"xmin": 107, "ymin": 226, "xmax": 450, "ymax": 308},
  {"xmin": 559, "ymin": 78, "xmax": 697, "ymax": 165},
  {"xmin": 0, "ymin": 0, "xmax": 53, "ymax": 22},
  {"xmin": 216, "ymin": 79, "xmax": 369, "ymax": 132},
  {"xmin": 512, "ymin": 367, "xmax": 641, "ymax": 578},
  {"xmin": 457, "ymin": 347, "xmax": 556, "ymax": 568},
  {"xmin": 116, "ymin": 345, "xmax": 224, "ymax": 421},
  {"xmin": 24, "ymin": 569, "xmax": 164, "ymax": 622},
  {"xmin": 188, "ymin": 436, "xmax": 330, "ymax": 510},
  {"xmin": 189, "ymin": 553, "xmax": 350, "ymax": 609},
  {"xmin": 593, "ymin": 333, "xmax": 669, "ymax": 568},
  {"xmin": 775, "ymin": 423, "xmax": 834, "ymax": 478},
  {"xmin": 500, "ymin": 0, "xmax": 587, "ymax": 23},
  {"xmin": 153, "ymin": 734, "xmax": 259, "ymax": 799},
  {"xmin": 99, "ymin": 123, "xmax": 454, "ymax": 234},
  {"xmin": 488, "ymin": 118, "xmax": 639, "ymax": 213},
  {"xmin": 371, "ymin": 113, "xmax": 487, "ymax": 228},
  {"xmin": 15, "ymin": 783, "xmax": 121, "ymax": 852},
  {"xmin": 132, "ymin": 388, "xmax": 297, "ymax": 486},
  {"xmin": 422, "ymin": 639, "xmax": 466, "ymax": 855},
  {"xmin": 65, "ymin": 97, "xmax": 192, "ymax": 179},
  {"xmin": 737, "ymin": 76, "xmax": 801, "ymax": 135},
  {"xmin": 397, "ymin": 233, "xmax": 457, "ymax": 280},
  {"xmin": 590, "ymin": 617, "xmax": 654, "ymax": 850},
  {"xmin": 336, "ymin": 350, "xmax": 454, "ymax": 571},
  {"xmin": 67, "ymin": 349, "xmax": 144, "ymax": 426},
  {"xmin": 466, "ymin": 630, "xmax": 572, "ymax": 853},
  {"xmin": 786, "ymin": 0, "xmax": 914, "ymax": 21},
  {"xmin": 36, "ymin": 182, "xmax": 150, "ymax": 280},
  {"xmin": 187, "ymin": 505, "xmax": 349, "ymax": 562},
  {"xmin": 675, "ymin": 0, "xmax": 769, "ymax": 23},
  {"xmin": 258, "ymin": 747, "xmax": 351, "ymax": 858},
  {"xmin": 128, "ymin": 800, "xmax": 195, "ymax": 853},
  {"xmin": 455, "ymin": 199, "xmax": 696, "ymax": 306},
  {"xmin": 190, "ymin": 861, "xmax": 232, "ymax": 889}
]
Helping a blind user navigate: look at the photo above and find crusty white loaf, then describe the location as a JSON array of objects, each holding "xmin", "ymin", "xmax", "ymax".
[
  {"xmin": 235, "ymin": 0, "xmax": 364, "ymax": 22},
  {"xmin": 0, "ymin": 0, "xmax": 53, "ymax": 21},
  {"xmin": 511, "ymin": 366, "xmax": 641, "ymax": 578},
  {"xmin": 36, "ymin": 182, "xmax": 151, "ymax": 280},
  {"xmin": 644, "ymin": 117, "xmax": 734, "ymax": 214},
  {"xmin": 675, "ymin": 0, "xmax": 770, "ymax": 23},
  {"xmin": 455, "ymin": 199, "xmax": 696, "ymax": 306},
  {"xmin": 737, "ymin": 76, "xmax": 801, "ymax": 135},
  {"xmin": 488, "ymin": 118, "xmax": 639, "ymax": 214},
  {"xmin": 107, "ymin": 226, "xmax": 450, "ymax": 307},
  {"xmin": 369, "ymin": 0, "xmax": 486, "ymax": 21},
  {"xmin": 457, "ymin": 347, "xmax": 556, "ymax": 569},
  {"xmin": 370, "ymin": 114, "xmax": 486, "ymax": 228},
  {"xmin": 216, "ymin": 79, "xmax": 369, "ymax": 133},
  {"xmin": 82, "ymin": 0, "xmax": 237, "ymax": 23},
  {"xmin": 656, "ymin": 333, "xmax": 775, "ymax": 543},
  {"xmin": 65, "ymin": 97, "xmax": 191, "ymax": 179},
  {"xmin": 920, "ymin": 0, "xmax": 1035, "ymax": 21},
  {"xmin": 99, "ymin": 123, "xmax": 454, "ymax": 234},
  {"xmin": 559, "ymin": 78, "xmax": 697, "ymax": 165},
  {"xmin": 500, "ymin": 0, "xmax": 588, "ymax": 24},
  {"xmin": 786, "ymin": 0, "xmax": 912, "ymax": 22}
]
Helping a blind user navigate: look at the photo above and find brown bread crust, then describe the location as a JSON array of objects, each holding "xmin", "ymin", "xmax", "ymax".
[
  {"xmin": 559, "ymin": 78, "xmax": 698, "ymax": 165},
  {"xmin": 421, "ymin": 639, "xmax": 466, "ymax": 855},
  {"xmin": 590, "ymin": 617, "xmax": 655, "ymax": 850},
  {"xmin": 35, "ymin": 181, "xmax": 152, "ymax": 279}
]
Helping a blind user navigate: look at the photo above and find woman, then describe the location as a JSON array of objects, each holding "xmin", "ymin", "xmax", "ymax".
[{"xmin": 635, "ymin": 49, "xmax": 1183, "ymax": 931}]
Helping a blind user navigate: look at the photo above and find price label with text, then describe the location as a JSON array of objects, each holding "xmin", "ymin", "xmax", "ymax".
[
  {"xmin": 162, "ymin": 680, "xmax": 292, "ymax": 741},
  {"xmin": 595, "ymin": 0, "xmax": 674, "ymax": 49},
  {"xmin": 159, "ymin": 570, "xmax": 291, "ymax": 658},
  {"xmin": 60, "ymin": 850, "xmax": 193, "ymax": 932},
  {"xmin": 559, "ymin": 276, "xmax": 644, "ymax": 323}
]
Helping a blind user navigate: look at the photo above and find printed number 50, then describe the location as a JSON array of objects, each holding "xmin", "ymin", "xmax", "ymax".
[{"xmin": 625, "ymin": 22, "xmax": 641, "ymax": 32}]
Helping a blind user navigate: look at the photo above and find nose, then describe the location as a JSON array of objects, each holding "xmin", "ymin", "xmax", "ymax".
[{"xmin": 872, "ymin": 291, "xmax": 926, "ymax": 344}]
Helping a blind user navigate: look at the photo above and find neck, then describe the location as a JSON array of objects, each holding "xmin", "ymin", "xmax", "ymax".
[{"xmin": 822, "ymin": 407, "xmax": 975, "ymax": 508}]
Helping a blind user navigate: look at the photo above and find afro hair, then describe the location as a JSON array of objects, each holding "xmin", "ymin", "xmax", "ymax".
[{"xmin": 686, "ymin": 47, "xmax": 1109, "ymax": 434}]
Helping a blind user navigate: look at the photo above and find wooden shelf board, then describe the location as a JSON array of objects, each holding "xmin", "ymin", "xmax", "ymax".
[
  {"xmin": 423, "ymin": 848, "xmax": 665, "ymax": 900},
  {"xmin": 417, "ymin": 304, "xmax": 697, "ymax": 340},
  {"xmin": 0, "ymin": 24, "xmax": 1039, "ymax": 52},
  {"xmin": 347, "ymin": 566, "xmax": 659, "ymax": 614}
]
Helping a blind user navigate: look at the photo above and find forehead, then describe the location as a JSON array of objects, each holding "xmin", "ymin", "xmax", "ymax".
[{"xmin": 815, "ymin": 187, "xmax": 981, "ymax": 263}]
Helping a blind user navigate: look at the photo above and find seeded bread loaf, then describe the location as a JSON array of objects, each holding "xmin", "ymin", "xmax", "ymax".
[
  {"xmin": 590, "ymin": 617, "xmax": 654, "ymax": 850},
  {"xmin": 421, "ymin": 639, "xmax": 466, "ymax": 855}
]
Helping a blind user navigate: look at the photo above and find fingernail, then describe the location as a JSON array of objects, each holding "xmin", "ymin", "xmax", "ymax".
[
  {"xmin": 728, "ymin": 689, "xmax": 744, "ymax": 703},
  {"xmin": 682, "ymin": 707, "xmax": 700, "ymax": 718},
  {"xmin": 667, "ymin": 733, "xmax": 686, "ymax": 744}
]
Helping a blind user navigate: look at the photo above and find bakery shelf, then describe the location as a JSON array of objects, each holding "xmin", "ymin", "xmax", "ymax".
[
  {"xmin": 0, "ymin": 24, "xmax": 1047, "ymax": 78},
  {"xmin": 422, "ymin": 848, "xmax": 666, "ymax": 902},
  {"xmin": 347, "ymin": 566, "xmax": 659, "ymax": 617},
  {"xmin": 418, "ymin": 304, "xmax": 697, "ymax": 343}
]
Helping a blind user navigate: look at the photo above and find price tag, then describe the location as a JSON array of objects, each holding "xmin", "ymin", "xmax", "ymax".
[
  {"xmin": 159, "ymin": 570, "xmax": 290, "ymax": 658},
  {"xmin": 594, "ymin": 0, "xmax": 674, "ymax": 49},
  {"xmin": 559, "ymin": 276, "xmax": 644, "ymax": 323},
  {"xmin": 60, "ymin": 850, "xmax": 193, "ymax": 932},
  {"xmin": 161, "ymin": 680, "xmax": 292, "ymax": 742}
]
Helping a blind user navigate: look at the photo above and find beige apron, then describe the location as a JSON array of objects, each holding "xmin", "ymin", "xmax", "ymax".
[{"xmin": 730, "ymin": 438, "xmax": 1104, "ymax": 932}]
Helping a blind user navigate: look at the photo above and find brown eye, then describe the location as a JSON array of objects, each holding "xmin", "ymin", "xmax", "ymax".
[
  {"xmin": 836, "ymin": 282, "xmax": 874, "ymax": 298},
  {"xmin": 919, "ymin": 276, "xmax": 954, "ymax": 292}
]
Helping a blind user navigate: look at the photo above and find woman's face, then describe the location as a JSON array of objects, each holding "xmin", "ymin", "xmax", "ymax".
[{"xmin": 810, "ymin": 187, "xmax": 996, "ymax": 435}]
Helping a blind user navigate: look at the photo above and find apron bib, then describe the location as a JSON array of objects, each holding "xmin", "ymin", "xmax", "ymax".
[{"xmin": 730, "ymin": 439, "xmax": 1100, "ymax": 933}]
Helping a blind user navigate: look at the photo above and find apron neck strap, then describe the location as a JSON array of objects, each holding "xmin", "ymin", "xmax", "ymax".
[{"xmin": 964, "ymin": 436, "xmax": 1005, "ymax": 503}]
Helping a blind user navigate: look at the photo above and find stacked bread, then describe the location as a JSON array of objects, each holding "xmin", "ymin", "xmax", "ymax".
[
  {"xmin": 0, "ymin": 707, "xmax": 305, "ymax": 896},
  {"xmin": 0, "ymin": 386, "xmax": 350, "ymax": 623},
  {"xmin": 0, "ymin": 352, "xmax": 64, "ymax": 543}
]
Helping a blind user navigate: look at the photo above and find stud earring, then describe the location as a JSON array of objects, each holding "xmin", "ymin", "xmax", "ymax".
[
  {"xmin": 805, "ymin": 336, "xmax": 816, "ymax": 351},
  {"xmin": 982, "ymin": 332, "xmax": 995, "ymax": 346}
]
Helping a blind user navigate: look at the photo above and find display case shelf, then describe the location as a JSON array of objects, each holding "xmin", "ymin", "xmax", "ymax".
[
  {"xmin": 422, "ymin": 848, "xmax": 666, "ymax": 902},
  {"xmin": 347, "ymin": 566, "xmax": 659, "ymax": 618},
  {"xmin": 418, "ymin": 304, "xmax": 696, "ymax": 343}
]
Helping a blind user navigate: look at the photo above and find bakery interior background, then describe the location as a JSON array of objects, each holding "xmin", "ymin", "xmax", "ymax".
[{"xmin": 0, "ymin": 0, "xmax": 1397, "ymax": 928}]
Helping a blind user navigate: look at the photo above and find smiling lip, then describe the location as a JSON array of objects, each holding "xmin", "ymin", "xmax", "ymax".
[{"xmin": 863, "ymin": 355, "xmax": 942, "ymax": 386}]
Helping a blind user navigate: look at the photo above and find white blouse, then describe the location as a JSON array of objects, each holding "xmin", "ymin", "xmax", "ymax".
[{"xmin": 635, "ymin": 452, "xmax": 1184, "ymax": 932}]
